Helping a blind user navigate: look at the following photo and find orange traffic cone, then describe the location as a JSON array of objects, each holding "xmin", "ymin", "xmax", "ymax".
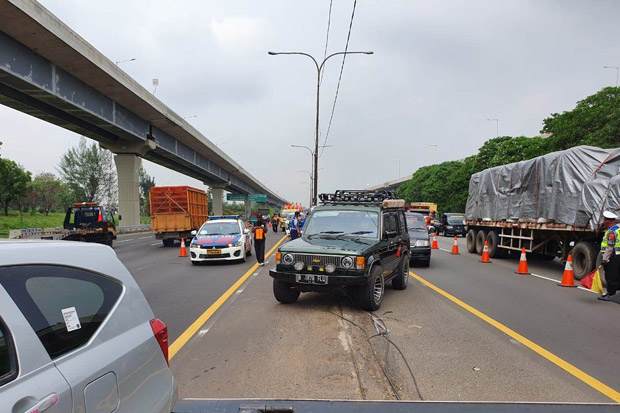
[
  {"xmin": 431, "ymin": 233, "xmax": 438, "ymax": 249},
  {"xmin": 558, "ymin": 254, "xmax": 577, "ymax": 287},
  {"xmin": 480, "ymin": 240, "xmax": 491, "ymax": 263},
  {"xmin": 179, "ymin": 238, "xmax": 188, "ymax": 257},
  {"xmin": 515, "ymin": 247, "xmax": 530, "ymax": 275},
  {"xmin": 451, "ymin": 236, "xmax": 460, "ymax": 255}
]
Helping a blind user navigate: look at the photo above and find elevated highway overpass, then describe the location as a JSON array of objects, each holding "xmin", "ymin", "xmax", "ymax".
[{"xmin": 0, "ymin": 0, "xmax": 287, "ymax": 224}]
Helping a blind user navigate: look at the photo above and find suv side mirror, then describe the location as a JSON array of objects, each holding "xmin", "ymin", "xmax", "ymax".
[{"xmin": 191, "ymin": 230, "xmax": 197, "ymax": 236}]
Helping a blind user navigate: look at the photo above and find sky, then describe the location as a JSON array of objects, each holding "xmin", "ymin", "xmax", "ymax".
[{"xmin": 1, "ymin": 0, "xmax": 620, "ymax": 206}]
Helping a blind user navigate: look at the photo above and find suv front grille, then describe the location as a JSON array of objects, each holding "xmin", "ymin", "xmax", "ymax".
[{"xmin": 293, "ymin": 254, "xmax": 341, "ymax": 267}]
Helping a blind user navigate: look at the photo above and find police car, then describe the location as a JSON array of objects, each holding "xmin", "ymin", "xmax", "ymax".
[{"xmin": 189, "ymin": 216, "xmax": 253, "ymax": 264}]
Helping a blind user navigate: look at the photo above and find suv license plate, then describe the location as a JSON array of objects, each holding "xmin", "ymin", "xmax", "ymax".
[{"xmin": 296, "ymin": 274, "xmax": 328, "ymax": 285}]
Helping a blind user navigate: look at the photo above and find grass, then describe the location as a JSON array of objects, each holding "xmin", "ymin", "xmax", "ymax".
[{"xmin": 0, "ymin": 211, "xmax": 151, "ymax": 238}]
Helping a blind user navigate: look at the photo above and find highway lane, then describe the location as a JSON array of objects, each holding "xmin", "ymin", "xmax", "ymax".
[
  {"xmin": 168, "ymin": 235, "xmax": 616, "ymax": 402},
  {"xmin": 113, "ymin": 231, "xmax": 283, "ymax": 342},
  {"xmin": 427, "ymin": 235, "xmax": 620, "ymax": 395}
]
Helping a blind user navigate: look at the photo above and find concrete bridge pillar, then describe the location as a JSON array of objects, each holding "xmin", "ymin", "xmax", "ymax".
[
  {"xmin": 211, "ymin": 186, "xmax": 225, "ymax": 216},
  {"xmin": 245, "ymin": 196, "xmax": 252, "ymax": 220},
  {"xmin": 114, "ymin": 154, "xmax": 141, "ymax": 227}
]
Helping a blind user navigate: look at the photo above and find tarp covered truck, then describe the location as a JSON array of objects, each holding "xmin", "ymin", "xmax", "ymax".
[
  {"xmin": 465, "ymin": 146, "xmax": 620, "ymax": 279},
  {"xmin": 150, "ymin": 186, "xmax": 208, "ymax": 246}
]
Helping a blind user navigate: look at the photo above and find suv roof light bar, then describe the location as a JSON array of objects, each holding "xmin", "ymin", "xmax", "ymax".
[{"xmin": 319, "ymin": 190, "xmax": 398, "ymax": 206}]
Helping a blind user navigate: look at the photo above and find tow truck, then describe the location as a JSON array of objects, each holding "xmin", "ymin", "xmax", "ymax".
[{"xmin": 9, "ymin": 202, "xmax": 118, "ymax": 247}]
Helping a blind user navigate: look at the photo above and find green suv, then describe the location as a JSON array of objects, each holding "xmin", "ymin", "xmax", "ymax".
[{"xmin": 269, "ymin": 190, "xmax": 411, "ymax": 310}]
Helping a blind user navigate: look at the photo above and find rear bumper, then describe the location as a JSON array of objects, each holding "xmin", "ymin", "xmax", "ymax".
[
  {"xmin": 269, "ymin": 269, "xmax": 368, "ymax": 287},
  {"xmin": 410, "ymin": 247, "xmax": 431, "ymax": 261}
]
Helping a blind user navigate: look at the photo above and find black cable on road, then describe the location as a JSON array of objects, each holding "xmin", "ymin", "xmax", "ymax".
[{"xmin": 320, "ymin": 0, "xmax": 357, "ymax": 158}]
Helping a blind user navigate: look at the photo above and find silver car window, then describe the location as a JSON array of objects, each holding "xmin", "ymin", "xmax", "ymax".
[{"xmin": 0, "ymin": 265, "xmax": 122, "ymax": 359}]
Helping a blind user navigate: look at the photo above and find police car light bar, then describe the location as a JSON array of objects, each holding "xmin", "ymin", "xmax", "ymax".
[
  {"xmin": 208, "ymin": 215, "xmax": 240, "ymax": 220},
  {"xmin": 319, "ymin": 190, "xmax": 399, "ymax": 205}
]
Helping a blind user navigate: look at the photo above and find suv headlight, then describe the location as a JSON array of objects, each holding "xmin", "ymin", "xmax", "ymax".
[
  {"xmin": 282, "ymin": 253, "xmax": 294, "ymax": 265},
  {"xmin": 341, "ymin": 256, "xmax": 354, "ymax": 269},
  {"xmin": 413, "ymin": 239, "xmax": 429, "ymax": 247},
  {"xmin": 447, "ymin": 225, "xmax": 453, "ymax": 229},
  {"xmin": 325, "ymin": 263, "xmax": 336, "ymax": 274}
]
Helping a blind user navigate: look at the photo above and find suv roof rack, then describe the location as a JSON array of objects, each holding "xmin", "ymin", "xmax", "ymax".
[{"xmin": 319, "ymin": 190, "xmax": 401, "ymax": 206}]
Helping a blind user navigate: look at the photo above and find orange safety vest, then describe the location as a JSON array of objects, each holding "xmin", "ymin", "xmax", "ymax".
[{"xmin": 255, "ymin": 227, "xmax": 264, "ymax": 240}]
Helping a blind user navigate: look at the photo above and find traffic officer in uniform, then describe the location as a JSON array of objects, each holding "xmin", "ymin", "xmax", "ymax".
[
  {"xmin": 290, "ymin": 211, "xmax": 302, "ymax": 240},
  {"xmin": 599, "ymin": 210, "xmax": 620, "ymax": 300},
  {"xmin": 253, "ymin": 214, "xmax": 267, "ymax": 266}
]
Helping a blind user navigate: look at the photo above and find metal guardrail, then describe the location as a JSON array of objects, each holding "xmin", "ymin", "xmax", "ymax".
[{"xmin": 117, "ymin": 224, "xmax": 151, "ymax": 234}]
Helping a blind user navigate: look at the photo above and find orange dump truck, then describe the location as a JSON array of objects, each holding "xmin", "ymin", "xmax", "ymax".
[{"xmin": 150, "ymin": 186, "xmax": 208, "ymax": 246}]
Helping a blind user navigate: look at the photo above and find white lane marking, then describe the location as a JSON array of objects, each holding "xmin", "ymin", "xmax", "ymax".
[
  {"xmin": 530, "ymin": 272, "xmax": 597, "ymax": 294},
  {"xmin": 197, "ymin": 328, "xmax": 209, "ymax": 338},
  {"xmin": 150, "ymin": 243, "xmax": 160, "ymax": 246},
  {"xmin": 139, "ymin": 236, "xmax": 152, "ymax": 239},
  {"xmin": 117, "ymin": 239, "xmax": 133, "ymax": 243},
  {"xmin": 439, "ymin": 248, "xmax": 451, "ymax": 253}
]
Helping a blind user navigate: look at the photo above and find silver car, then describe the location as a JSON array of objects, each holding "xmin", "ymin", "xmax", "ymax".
[{"xmin": 0, "ymin": 240, "xmax": 177, "ymax": 412}]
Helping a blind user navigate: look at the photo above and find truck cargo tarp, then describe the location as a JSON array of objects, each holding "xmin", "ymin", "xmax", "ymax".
[{"xmin": 465, "ymin": 146, "xmax": 620, "ymax": 228}]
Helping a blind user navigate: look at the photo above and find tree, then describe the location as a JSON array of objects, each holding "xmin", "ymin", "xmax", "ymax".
[
  {"xmin": 0, "ymin": 158, "xmax": 31, "ymax": 215},
  {"xmin": 31, "ymin": 173, "xmax": 64, "ymax": 215},
  {"xmin": 472, "ymin": 136, "xmax": 548, "ymax": 171},
  {"xmin": 542, "ymin": 87, "xmax": 620, "ymax": 150},
  {"xmin": 58, "ymin": 138, "xmax": 117, "ymax": 204},
  {"xmin": 139, "ymin": 167, "xmax": 156, "ymax": 216}
]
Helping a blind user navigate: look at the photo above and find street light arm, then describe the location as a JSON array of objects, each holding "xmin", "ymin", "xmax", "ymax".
[
  {"xmin": 319, "ymin": 51, "xmax": 374, "ymax": 72},
  {"xmin": 269, "ymin": 52, "xmax": 319, "ymax": 71}
]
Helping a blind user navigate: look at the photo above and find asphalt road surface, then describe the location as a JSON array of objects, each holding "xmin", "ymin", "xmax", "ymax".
[{"xmin": 114, "ymin": 232, "xmax": 620, "ymax": 403}]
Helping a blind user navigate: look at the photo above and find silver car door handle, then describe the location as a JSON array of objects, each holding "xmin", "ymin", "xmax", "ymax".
[{"xmin": 23, "ymin": 393, "xmax": 59, "ymax": 413}]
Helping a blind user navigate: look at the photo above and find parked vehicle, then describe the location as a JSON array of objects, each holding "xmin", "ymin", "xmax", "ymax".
[
  {"xmin": 9, "ymin": 202, "xmax": 118, "ymax": 247},
  {"xmin": 465, "ymin": 146, "xmax": 620, "ymax": 279},
  {"xmin": 0, "ymin": 240, "xmax": 177, "ymax": 412},
  {"xmin": 150, "ymin": 186, "xmax": 208, "ymax": 247},
  {"xmin": 270, "ymin": 190, "xmax": 410, "ymax": 311},
  {"xmin": 406, "ymin": 213, "xmax": 431, "ymax": 267},
  {"xmin": 189, "ymin": 216, "xmax": 252, "ymax": 264},
  {"xmin": 439, "ymin": 213, "xmax": 467, "ymax": 237}
]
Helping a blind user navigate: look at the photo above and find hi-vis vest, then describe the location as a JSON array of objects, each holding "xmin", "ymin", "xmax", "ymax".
[
  {"xmin": 601, "ymin": 225, "xmax": 620, "ymax": 255},
  {"xmin": 255, "ymin": 227, "xmax": 264, "ymax": 240}
]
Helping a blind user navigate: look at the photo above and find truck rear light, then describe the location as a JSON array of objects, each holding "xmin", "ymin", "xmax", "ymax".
[{"xmin": 150, "ymin": 318, "xmax": 169, "ymax": 365}]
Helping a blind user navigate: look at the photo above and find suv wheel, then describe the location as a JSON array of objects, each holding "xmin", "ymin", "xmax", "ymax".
[
  {"xmin": 392, "ymin": 258, "xmax": 409, "ymax": 290},
  {"xmin": 354, "ymin": 265, "xmax": 384, "ymax": 311},
  {"xmin": 273, "ymin": 279, "xmax": 300, "ymax": 304}
]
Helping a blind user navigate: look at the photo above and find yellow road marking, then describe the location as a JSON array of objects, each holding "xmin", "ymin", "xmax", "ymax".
[
  {"xmin": 409, "ymin": 271, "xmax": 620, "ymax": 403},
  {"xmin": 169, "ymin": 235, "xmax": 287, "ymax": 359}
]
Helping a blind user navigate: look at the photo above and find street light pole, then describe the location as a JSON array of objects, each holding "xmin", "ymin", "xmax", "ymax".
[
  {"xmin": 603, "ymin": 66, "xmax": 619, "ymax": 87},
  {"xmin": 115, "ymin": 58, "xmax": 136, "ymax": 66},
  {"xmin": 487, "ymin": 118, "xmax": 499, "ymax": 137},
  {"xmin": 270, "ymin": 50, "xmax": 373, "ymax": 205},
  {"xmin": 292, "ymin": 144, "xmax": 331, "ymax": 204}
]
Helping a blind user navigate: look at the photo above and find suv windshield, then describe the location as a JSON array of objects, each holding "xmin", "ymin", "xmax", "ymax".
[
  {"xmin": 199, "ymin": 222, "xmax": 240, "ymax": 235},
  {"xmin": 304, "ymin": 210, "xmax": 379, "ymax": 238},
  {"xmin": 447, "ymin": 216, "xmax": 465, "ymax": 225}
]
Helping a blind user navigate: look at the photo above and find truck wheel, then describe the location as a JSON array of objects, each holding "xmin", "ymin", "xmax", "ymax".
[
  {"xmin": 273, "ymin": 280, "xmax": 300, "ymax": 304},
  {"xmin": 354, "ymin": 265, "xmax": 384, "ymax": 311},
  {"xmin": 475, "ymin": 230, "xmax": 487, "ymax": 256},
  {"xmin": 466, "ymin": 229, "xmax": 477, "ymax": 253},
  {"xmin": 571, "ymin": 241, "xmax": 598, "ymax": 280},
  {"xmin": 392, "ymin": 258, "xmax": 409, "ymax": 290},
  {"xmin": 486, "ymin": 230, "xmax": 505, "ymax": 258},
  {"xmin": 106, "ymin": 234, "xmax": 114, "ymax": 248},
  {"xmin": 162, "ymin": 239, "xmax": 174, "ymax": 247}
]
